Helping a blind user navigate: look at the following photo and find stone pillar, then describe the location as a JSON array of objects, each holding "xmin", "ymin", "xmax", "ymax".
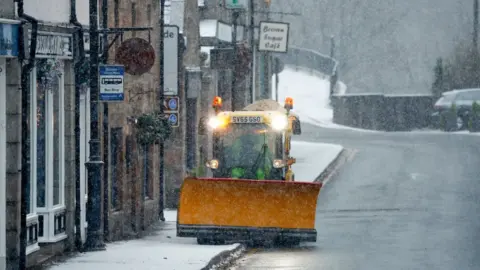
[
  {"xmin": 62, "ymin": 61, "xmax": 76, "ymax": 251},
  {"xmin": 5, "ymin": 59, "xmax": 21, "ymax": 269}
]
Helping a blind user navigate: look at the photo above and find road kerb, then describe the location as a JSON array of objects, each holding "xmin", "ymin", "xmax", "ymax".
[
  {"xmin": 202, "ymin": 243, "xmax": 247, "ymax": 270},
  {"xmin": 314, "ymin": 148, "xmax": 352, "ymax": 185}
]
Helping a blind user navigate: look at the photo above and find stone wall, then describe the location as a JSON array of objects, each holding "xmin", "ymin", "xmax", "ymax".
[{"xmin": 331, "ymin": 94, "xmax": 435, "ymax": 131}]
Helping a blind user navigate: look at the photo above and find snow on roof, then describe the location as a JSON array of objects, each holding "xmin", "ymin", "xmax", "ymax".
[
  {"xmin": 200, "ymin": 46, "xmax": 214, "ymax": 67},
  {"xmin": 165, "ymin": 0, "xmax": 184, "ymax": 32},
  {"xmin": 200, "ymin": 20, "xmax": 217, "ymax": 37}
]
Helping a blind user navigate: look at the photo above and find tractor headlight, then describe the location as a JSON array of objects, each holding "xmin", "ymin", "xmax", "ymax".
[
  {"xmin": 273, "ymin": 159, "xmax": 285, "ymax": 168},
  {"xmin": 206, "ymin": 159, "xmax": 219, "ymax": 169},
  {"xmin": 271, "ymin": 115, "xmax": 288, "ymax": 131},
  {"xmin": 208, "ymin": 117, "xmax": 222, "ymax": 129}
]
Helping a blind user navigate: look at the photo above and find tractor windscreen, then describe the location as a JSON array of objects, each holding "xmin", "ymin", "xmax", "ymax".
[{"xmin": 215, "ymin": 123, "xmax": 281, "ymax": 180}]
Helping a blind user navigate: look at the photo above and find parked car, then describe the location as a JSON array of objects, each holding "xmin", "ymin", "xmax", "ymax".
[{"xmin": 431, "ymin": 88, "xmax": 480, "ymax": 131}]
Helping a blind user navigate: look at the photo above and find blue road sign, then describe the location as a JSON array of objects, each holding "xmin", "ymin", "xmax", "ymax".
[
  {"xmin": 163, "ymin": 96, "xmax": 179, "ymax": 111},
  {"xmin": 168, "ymin": 98, "xmax": 178, "ymax": 110},
  {"xmin": 166, "ymin": 112, "xmax": 179, "ymax": 127},
  {"xmin": 99, "ymin": 65, "xmax": 125, "ymax": 102}
]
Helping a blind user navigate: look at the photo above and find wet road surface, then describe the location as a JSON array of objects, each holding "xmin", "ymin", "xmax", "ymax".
[{"xmin": 231, "ymin": 124, "xmax": 480, "ymax": 270}]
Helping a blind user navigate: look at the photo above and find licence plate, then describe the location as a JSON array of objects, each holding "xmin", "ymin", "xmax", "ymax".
[{"xmin": 231, "ymin": 116, "xmax": 263, "ymax": 124}]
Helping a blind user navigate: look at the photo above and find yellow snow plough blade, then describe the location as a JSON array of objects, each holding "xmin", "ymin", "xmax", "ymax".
[{"xmin": 177, "ymin": 177, "xmax": 322, "ymax": 242}]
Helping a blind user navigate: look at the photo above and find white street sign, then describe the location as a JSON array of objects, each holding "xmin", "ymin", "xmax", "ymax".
[
  {"xmin": 164, "ymin": 25, "xmax": 179, "ymax": 96},
  {"xmin": 99, "ymin": 65, "xmax": 124, "ymax": 102},
  {"xmin": 258, "ymin": 21, "xmax": 290, "ymax": 53}
]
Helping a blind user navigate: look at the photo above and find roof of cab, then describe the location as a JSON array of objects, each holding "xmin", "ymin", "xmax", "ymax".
[{"xmin": 241, "ymin": 99, "xmax": 299, "ymax": 118}]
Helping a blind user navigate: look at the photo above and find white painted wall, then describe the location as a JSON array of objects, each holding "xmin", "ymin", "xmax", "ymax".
[
  {"xmin": 22, "ymin": 0, "xmax": 90, "ymax": 25},
  {"xmin": 76, "ymin": 0, "xmax": 90, "ymax": 26},
  {"xmin": 24, "ymin": 0, "xmax": 69, "ymax": 24}
]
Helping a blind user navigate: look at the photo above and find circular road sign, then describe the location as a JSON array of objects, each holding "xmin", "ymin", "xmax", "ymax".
[
  {"xmin": 168, "ymin": 114, "xmax": 178, "ymax": 125},
  {"xmin": 115, "ymin": 37, "xmax": 155, "ymax": 76},
  {"xmin": 168, "ymin": 98, "xmax": 178, "ymax": 110}
]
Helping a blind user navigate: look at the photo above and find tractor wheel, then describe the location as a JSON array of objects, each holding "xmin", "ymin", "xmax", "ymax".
[
  {"xmin": 274, "ymin": 237, "xmax": 300, "ymax": 247},
  {"xmin": 197, "ymin": 237, "xmax": 226, "ymax": 245}
]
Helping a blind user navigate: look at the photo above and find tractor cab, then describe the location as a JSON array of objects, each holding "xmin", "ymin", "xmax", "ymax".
[{"xmin": 200, "ymin": 96, "xmax": 302, "ymax": 181}]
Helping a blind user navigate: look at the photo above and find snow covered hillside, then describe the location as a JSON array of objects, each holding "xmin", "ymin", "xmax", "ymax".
[
  {"xmin": 271, "ymin": 66, "xmax": 369, "ymax": 131},
  {"xmin": 272, "ymin": 67, "xmax": 480, "ymax": 136}
]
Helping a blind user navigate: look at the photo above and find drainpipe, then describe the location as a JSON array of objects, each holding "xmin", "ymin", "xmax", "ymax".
[
  {"xmin": 70, "ymin": 0, "xmax": 86, "ymax": 252},
  {"xmin": 101, "ymin": 0, "xmax": 109, "ymax": 241},
  {"xmin": 16, "ymin": 0, "xmax": 38, "ymax": 268}
]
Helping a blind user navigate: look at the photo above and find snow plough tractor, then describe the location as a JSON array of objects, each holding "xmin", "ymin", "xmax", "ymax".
[{"xmin": 176, "ymin": 97, "xmax": 322, "ymax": 246}]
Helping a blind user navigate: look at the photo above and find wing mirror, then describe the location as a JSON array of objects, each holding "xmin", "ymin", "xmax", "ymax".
[
  {"xmin": 292, "ymin": 117, "xmax": 301, "ymax": 135},
  {"xmin": 198, "ymin": 116, "xmax": 207, "ymax": 135}
]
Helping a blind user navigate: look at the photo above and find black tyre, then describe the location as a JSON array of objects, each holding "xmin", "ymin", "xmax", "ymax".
[
  {"xmin": 197, "ymin": 237, "xmax": 226, "ymax": 245},
  {"xmin": 274, "ymin": 237, "xmax": 301, "ymax": 247},
  {"xmin": 441, "ymin": 113, "xmax": 457, "ymax": 131},
  {"xmin": 197, "ymin": 237, "xmax": 210, "ymax": 245}
]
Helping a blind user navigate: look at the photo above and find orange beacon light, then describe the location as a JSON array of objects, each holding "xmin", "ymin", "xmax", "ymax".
[
  {"xmin": 284, "ymin": 97, "xmax": 294, "ymax": 110},
  {"xmin": 212, "ymin": 96, "xmax": 222, "ymax": 113}
]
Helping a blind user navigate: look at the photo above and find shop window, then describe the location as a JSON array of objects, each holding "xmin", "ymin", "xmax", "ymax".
[
  {"xmin": 0, "ymin": 58, "xmax": 6, "ymax": 262},
  {"xmin": 36, "ymin": 72, "xmax": 46, "ymax": 208},
  {"xmin": 143, "ymin": 145, "xmax": 152, "ymax": 200},
  {"xmin": 110, "ymin": 127, "xmax": 123, "ymax": 210},
  {"xmin": 30, "ymin": 59, "xmax": 66, "ymax": 243}
]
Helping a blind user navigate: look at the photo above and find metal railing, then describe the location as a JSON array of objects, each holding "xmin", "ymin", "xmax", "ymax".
[
  {"xmin": 275, "ymin": 45, "xmax": 338, "ymax": 77},
  {"xmin": 274, "ymin": 46, "xmax": 339, "ymax": 95}
]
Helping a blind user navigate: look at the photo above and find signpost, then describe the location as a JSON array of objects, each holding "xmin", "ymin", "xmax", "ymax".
[
  {"xmin": 163, "ymin": 96, "xmax": 179, "ymax": 128},
  {"xmin": 115, "ymin": 37, "xmax": 155, "ymax": 76},
  {"xmin": 165, "ymin": 112, "xmax": 179, "ymax": 127},
  {"xmin": 258, "ymin": 21, "xmax": 290, "ymax": 53},
  {"xmin": 164, "ymin": 25, "xmax": 179, "ymax": 96},
  {"xmin": 99, "ymin": 65, "xmax": 125, "ymax": 102},
  {"xmin": 162, "ymin": 96, "xmax": 179, "ymax": 111}
]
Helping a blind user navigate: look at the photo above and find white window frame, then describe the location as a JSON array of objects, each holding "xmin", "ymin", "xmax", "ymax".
[
  {"xmin": 26, "ymin": 65, "xmax": 40, "ymax": 255},
  {"xmin": 30, "ymin": 60, "xmax": 67, "ymax": 243},
  {"xmin": 0, "ymin": 58, "xmax": 7, "ymax": 269},
  {"xmin": 79, "ymin": 86, "xmax": 90, "ymax": 243}
]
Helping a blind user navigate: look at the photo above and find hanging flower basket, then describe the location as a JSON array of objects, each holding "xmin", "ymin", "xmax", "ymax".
[
  {"xmin": 135, "ymin": 111, "xmax": 172, "ymax": 146},
  {"xmin": 37, "ymin": 59, "xmax": 63, "ymax": 93}
]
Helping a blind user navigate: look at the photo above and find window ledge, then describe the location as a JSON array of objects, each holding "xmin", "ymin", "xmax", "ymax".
[
  {"xmin": 26, "ymin": 214, "xmax": 38, "ymax": 225},
  {"xmin": 26, "ymin": 243, "xmax": 40, "ymax": 255},
  {"xmin": 37, "ymin": 205, "xmax": 66, "ymax": 215},
  {"xmin": 39, "ymin": 233, "xmax": 67, "ymax": 244}
]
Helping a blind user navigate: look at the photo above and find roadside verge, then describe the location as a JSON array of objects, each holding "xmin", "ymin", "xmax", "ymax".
[
  {"xmin": 201, "ymin": 244, "xmax": 247, "ymax": 270},
  {"xmin": 314, "ymin": 148, "xmax": 351, "ymax": 185}
]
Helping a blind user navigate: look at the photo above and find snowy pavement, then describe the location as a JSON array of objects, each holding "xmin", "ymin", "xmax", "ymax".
[
  {"xmin": 291, "ymin": 140, "xmax": 343, "ymax": 182},
  {"xmin": 47, "ymin": 210, "xmax": 240, "ymax": 270}
]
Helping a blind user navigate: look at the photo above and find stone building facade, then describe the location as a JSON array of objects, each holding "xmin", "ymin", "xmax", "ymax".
[
  {"xmin": 100, "ymin": 0, "xmax": 166, "ymax": 241},
  {"xmin": 4, "ymin": 0, "xmax": 82, "ymax": 268}
]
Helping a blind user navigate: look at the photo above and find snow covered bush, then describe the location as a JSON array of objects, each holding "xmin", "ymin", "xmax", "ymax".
[{"xmin": 135, "ymin": 112, "xmax": 172, "ymax": 146}]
